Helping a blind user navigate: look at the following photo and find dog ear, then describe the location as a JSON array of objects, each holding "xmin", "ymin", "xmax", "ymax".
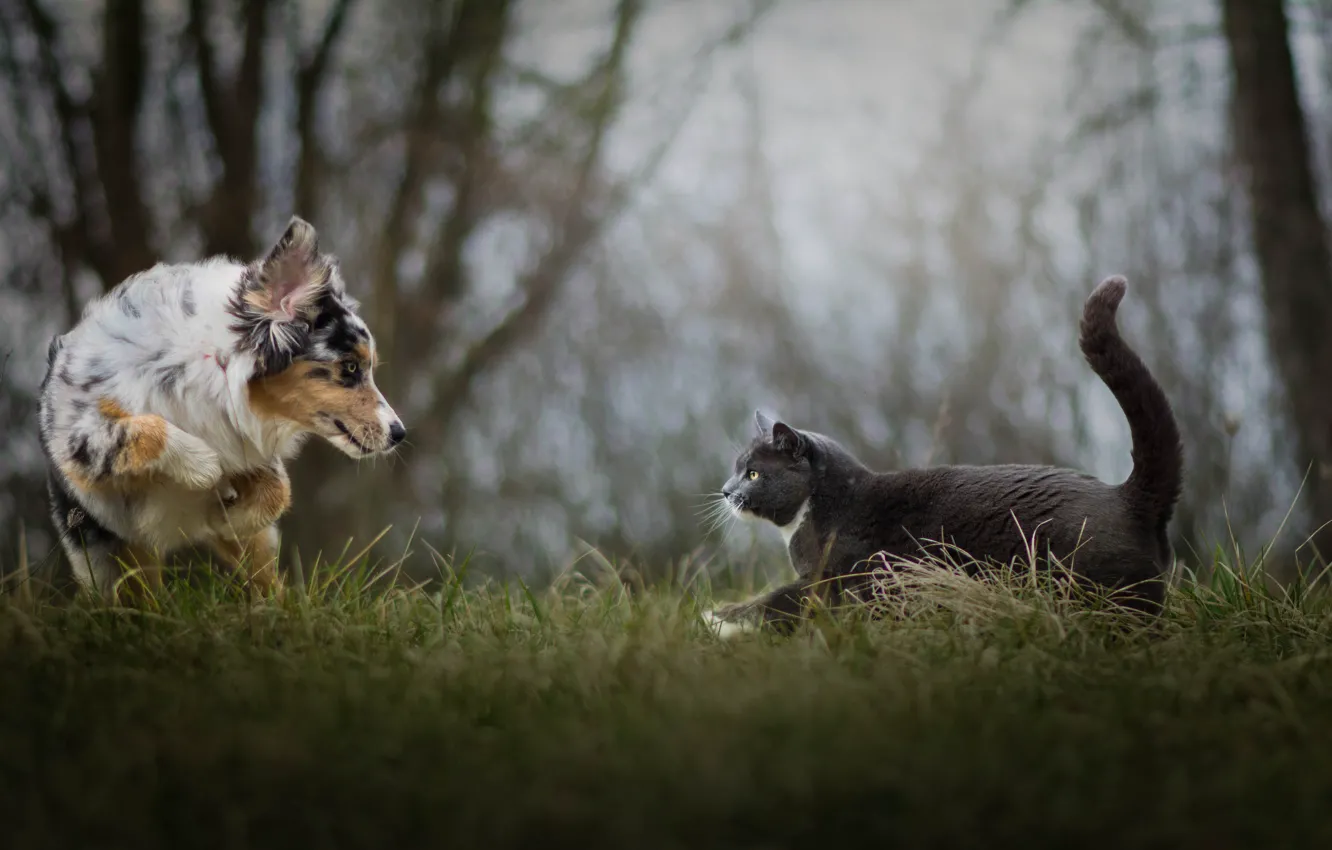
[
  {"xmin": 230, "ymin": 217, "xmax": 335, "ymax": 376},
  {"xmin": 771, "ymin": 421, "xmax": 806, "ymax": 459},
  {"xmin": 255, "ymin": 217, "xmax": 331, "ymax": 322}
]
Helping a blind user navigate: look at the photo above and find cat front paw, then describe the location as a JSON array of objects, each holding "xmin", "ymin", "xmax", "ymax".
[{"xmin": 702, "ymin": 606, "xmax": 758, "ymax": 640}]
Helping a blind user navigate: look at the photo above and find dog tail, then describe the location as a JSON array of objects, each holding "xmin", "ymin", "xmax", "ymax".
[{"xmin": 1079, "ymin": 276, "xmax": 1183, "ymax": 528}]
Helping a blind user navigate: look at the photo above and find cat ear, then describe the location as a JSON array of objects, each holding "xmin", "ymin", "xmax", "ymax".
[
  {"xmin": 254, "ymin": 216, "xmax": 331, "ymax": 322},
  {"xmin": 771, "ymin": 421, "xmax": 806, "ymax": 458},
  {"xmin": 754, "ymin": 410, "xmax": 775, "ymax": 436}
]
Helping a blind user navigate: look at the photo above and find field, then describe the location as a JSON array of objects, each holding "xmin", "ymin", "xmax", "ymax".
[{"xmin": 4, "ymin": 549, "xmax": 1332, "ymax": 849}]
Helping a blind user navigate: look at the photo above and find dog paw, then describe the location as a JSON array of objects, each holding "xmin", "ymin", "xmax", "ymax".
[
  {"xmin": 165, "ymin": 432, "xmax": 224, "ymax": 490},
  {"xmin": 218, "ymin": 480, "xmax": 239, "ymax": 506}
]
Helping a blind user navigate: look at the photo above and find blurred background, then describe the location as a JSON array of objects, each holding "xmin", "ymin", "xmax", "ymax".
[{"xmin": 1, "ymin": 0, "xmax": 1329, "ymax": 582}]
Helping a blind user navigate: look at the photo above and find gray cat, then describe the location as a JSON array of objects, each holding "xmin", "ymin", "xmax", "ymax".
[{"xmin": 706, "ymin": 276, "xmax": 1183, "ymax": 635}]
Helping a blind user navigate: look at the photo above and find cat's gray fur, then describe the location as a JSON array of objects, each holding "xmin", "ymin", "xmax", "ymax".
[{"xmin": 710, "ymin": 276, "xmax": 1183, "ymax": 633}]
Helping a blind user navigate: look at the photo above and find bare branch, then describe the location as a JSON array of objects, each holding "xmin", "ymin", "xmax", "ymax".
[
  {"xmin": 185, "ymin": 0, "xmax": 227, "ymax": 156},
  {"xmin": 234, "ymin": 0, "xmax": 269, "ymax": 133},
  {"xmin": 294, "ymin": 0, "xmax": 357, "ymax": 214},
  {"xmin": 13, "ymin": 0, "xmax": 120, "ymax": 286},
  {"xmin": 303, "ymin": 0, "xmax": 355, "ymax": 81},
  {"xmin": 1089, "ymin": 0, "xmax": 1153, "ymax": 48},
  {"xmin": 427, "ymin": 0, "xmax": 644, "ymax": 427},
  {"xmin": 89, "ymin": 0, "xmax": 155, "ymax": 282},
  {"xmin": 186, "ymin": 0, "xmax": 273, "ymax": 257},
  {"xmin": 407, "ymin": 0, "xmax": 515, "ymax": 339},
  {"xmin": 369, "ymin": 0, "xmax": 514, "ymax": 370}
]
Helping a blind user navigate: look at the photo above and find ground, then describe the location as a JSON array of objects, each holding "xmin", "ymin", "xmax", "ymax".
[{"xmin": 2, "ymin": 555, "xmax": 1332, "ymax": 848}]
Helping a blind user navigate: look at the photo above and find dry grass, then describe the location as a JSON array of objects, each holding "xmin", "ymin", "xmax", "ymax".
[{"xmin": 2, "ymin": 542, "xmax": 1332, "ymax": 848}]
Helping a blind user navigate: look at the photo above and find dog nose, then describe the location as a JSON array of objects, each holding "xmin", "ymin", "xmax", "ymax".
[{"xmin": 388, "ymin": 421, "xmax": 406, "ymax": 446}]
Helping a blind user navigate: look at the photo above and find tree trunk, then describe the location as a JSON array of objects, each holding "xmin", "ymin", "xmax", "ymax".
[{"xmin": 1222, "ymin": 0, "xmax": 1332, "ymax": 554}]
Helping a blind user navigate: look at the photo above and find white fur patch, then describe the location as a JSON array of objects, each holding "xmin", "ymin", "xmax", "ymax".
[
  {"xmin": 701, "ymin": 610, "xmax": 757, "ymax": 640},
  {"xmin": 776, "ymin": 500, "xmax": 810, "ymax": 548},
  {"xmin": 154, "ymin": 424, "xmax": 224, "ymax": 490}
]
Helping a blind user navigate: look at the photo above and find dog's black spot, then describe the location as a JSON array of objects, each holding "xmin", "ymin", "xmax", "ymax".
[
  {"xmin": 70, "ymin": 398, "xmax": 90, "ymax": 412},
  {"xmin": 71, "ymin": 435, "xmax": 93, "ymax": 469},
  {"xmin": 307, "ymin": 366, "xmax": 331, "ymax": 380},
  {"xmin": 307, "ymin": 297, "xmax": 366, "ymax": 362},
  {"xmin": 145, "ymin": 349, "xmax": 165, "ymax": 364},
  {"xmin": 79, "ymin": 370, "xmax": 112, "ymax": 393},
  {"xmin": 181, "ymin": 283, "xmax": 196, "ymax": 316},
  {"xmin": 323, "ymin": 319, "xmax": 359, "ymax": 357},
  {"xmin": 77, "ymin": 357, "xmax": 113, "ymax": 392},
  {"xmin": 48, "ymin": 471, "xmax": 117, "ymax": 548},
  {"xmin": 119, "ymin": 295, "xmax": 141, "ymax": 318},
  {"xmin": 157, "ymin": 363, "xmax": 187, "ymax": 394},
  {"xmin": 102, "ymin": 429, "xmax": 128, "ymax": 478},
  {"xmin": 46, "ymin": 335, "xmax": 64, "ymax": 367},
  {"xmin": 57, "ymin": 366, "xmax": 75, "ymax": 385}
]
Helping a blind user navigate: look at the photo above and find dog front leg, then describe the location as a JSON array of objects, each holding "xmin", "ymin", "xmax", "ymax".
[
  {"xmin": 211, "ymin": 463, "xmax": 292, "ymax": 539},
  {"xmin": 64, "ymin": 398, "xmax": 224, "ymax": 491},
  {"xmin": 211, "ymin": 525, "xmax": 283, "ymax": 600}
]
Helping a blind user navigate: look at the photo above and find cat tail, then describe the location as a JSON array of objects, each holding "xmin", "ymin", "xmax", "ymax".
[{"xmin": 1079, "ymin": 275, "xmax": 1184, "ymax": 527}]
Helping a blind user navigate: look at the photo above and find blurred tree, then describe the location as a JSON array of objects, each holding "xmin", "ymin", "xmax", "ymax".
[
  {"xmin": 1222, "ymin": 0, "xmax": 1332, "ymax": 556},
  {"xmin": 0, "ymin": 0, "xmax": 773, "ymax": 572},
  {"xmin": 6, "ymin": 0, "xmax": 1320, "ymax": 582}
]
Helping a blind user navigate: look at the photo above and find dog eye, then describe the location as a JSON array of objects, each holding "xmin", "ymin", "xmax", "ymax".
[
  {"xmin": 748, "ymin": 470, "xmax": 759, "ymax": 481},
  {"xmin": 343, "ymin": 361, "xmax": 358, "ymax": 374}
]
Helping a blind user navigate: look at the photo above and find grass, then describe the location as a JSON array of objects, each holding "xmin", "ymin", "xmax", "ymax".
[{"xmin": 4, "ymin": 549, "xmax": 1332, "ymax": 848}]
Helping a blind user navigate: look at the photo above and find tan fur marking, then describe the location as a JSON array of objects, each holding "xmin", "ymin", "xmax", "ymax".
[
  {"xmin": 217, "ymin": 466, "xmax": 292, "ymax": 533},
  {"xmin": 248, "ymin": 362, "xmax": 381, "ymax": 434},
  {"xmin": 353, "ymin": 342, "xmax": 372, "ymax": 365},
  {"xmin": 95, "ymin": 398, "xmax": 169, "ymax": 476},
  {"xmin": 243, "ymin": 287, "xmax": 272, "ymax": 314},
  {"xmin": 113, "ymin": 415, "xmax": 170, "ymax": 474},
  {"xmin": 59, "ymin": 462, "xmax": 99, "ymax": 493},
  {"xmin": 98, "ymin": 397, "xmax": 130, "ymax": 420},
  {"xmin": 237, "ymin": 467, "xmax": 292, "ymax": 522}
]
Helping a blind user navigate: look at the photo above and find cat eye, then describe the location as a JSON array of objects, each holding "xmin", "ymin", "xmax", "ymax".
[{"xmin": 748, "ymin": 470, "xmax": 759, "ymax": 481}]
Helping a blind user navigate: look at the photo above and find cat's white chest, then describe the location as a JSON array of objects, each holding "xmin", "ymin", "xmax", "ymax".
[{"xmin": 777, "ymin": 501, "xmax": 810, "ymax": 548}]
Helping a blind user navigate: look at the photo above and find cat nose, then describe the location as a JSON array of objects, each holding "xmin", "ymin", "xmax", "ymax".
[{"xmin": 388, "ymin": 420, "xmax": 406, "ymax": 446}]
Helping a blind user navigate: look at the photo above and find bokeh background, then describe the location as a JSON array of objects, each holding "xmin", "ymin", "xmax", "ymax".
[{"xmin": 2, "ymin": 0, "xmax": 1329, "ymax": 581}]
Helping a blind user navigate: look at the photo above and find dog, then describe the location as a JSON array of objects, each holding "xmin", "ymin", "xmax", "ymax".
[{"xmin": 38, "ymin": 216, "xmax": 405, "ymax": 601}]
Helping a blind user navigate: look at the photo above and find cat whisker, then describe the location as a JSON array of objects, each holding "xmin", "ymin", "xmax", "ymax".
[
  {"xmin": 692, "ymin": 492, "xmax": 729, "ymax": 515},
  {"xmin": 700, "ymin": 495, "xmax": 739, "ymax": 537}
]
